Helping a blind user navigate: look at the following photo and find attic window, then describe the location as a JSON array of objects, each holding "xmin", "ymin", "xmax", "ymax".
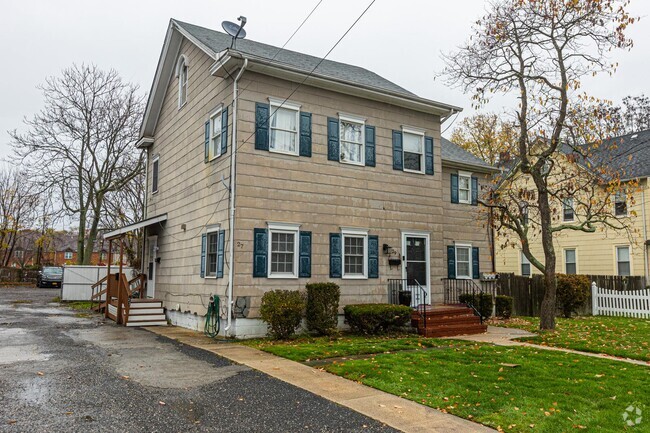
[{"xmin": 177, "ymin": 55, "xmax": 189, "ymax": 108}]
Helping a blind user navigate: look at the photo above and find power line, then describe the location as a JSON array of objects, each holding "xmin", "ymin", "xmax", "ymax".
[{"xmin": 234, "ymin": 0, "xmax": 377, "ymax": 154}]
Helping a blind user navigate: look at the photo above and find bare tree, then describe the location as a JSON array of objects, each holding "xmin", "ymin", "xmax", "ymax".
[
  {"xmin": 0, "ymin": 168, "xmax": 40, "ymax": 267},
  {"xmin": 10, "ymin": 64, "xmax": 145, "ymax": 264},
  {"xmin": 444, "ymin": 0, "xmax": 637, "ymax": 330}
]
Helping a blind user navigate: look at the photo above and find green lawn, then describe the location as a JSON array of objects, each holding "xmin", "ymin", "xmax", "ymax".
[
  {"xmin": 325, "ymin": 343, "xmax": 649, "ymax": 432},
  {"xmin": 240, "ymin": 334, "xmax": 467, "ymax": 362},
  {"xmin": 492, "ymin": 316, "xmax": 650, "ymax": 362}
]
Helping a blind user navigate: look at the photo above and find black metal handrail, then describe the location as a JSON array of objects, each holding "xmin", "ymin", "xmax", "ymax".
[
  {"xmin": 442, "ymin": 278, "xmax": 489, "ymax": 323},
  {"xmin": 388, "ymin": 279, "xmax": 428, "ymax": 329}
]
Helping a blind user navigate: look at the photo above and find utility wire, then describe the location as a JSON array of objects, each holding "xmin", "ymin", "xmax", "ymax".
[{"xmin": 233, "ymin": 0, "xmax": 377, "ymax": 154}]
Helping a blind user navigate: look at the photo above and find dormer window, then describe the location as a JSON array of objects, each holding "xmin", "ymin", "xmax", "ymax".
[{"xmin": 176, "ymin": 55, "xmax": 189, "ymax": 108}]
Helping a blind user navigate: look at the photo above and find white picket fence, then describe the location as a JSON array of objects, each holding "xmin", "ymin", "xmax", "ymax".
[{"xmin": 591, "ymin": 282, "xmax": 650, "ymax": 318}]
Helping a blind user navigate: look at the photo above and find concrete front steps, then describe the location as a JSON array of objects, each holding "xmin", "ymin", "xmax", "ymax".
[
  {"xmin": 412, "ymin": 305, "xmax": 487, "ymax": 338},
  {"xmin": 126, "ymin": 299, "xmax": 167, "ymax": 327}
]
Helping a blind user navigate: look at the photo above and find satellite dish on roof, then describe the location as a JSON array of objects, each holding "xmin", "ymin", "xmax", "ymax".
[{"xmin": 222, "ymin": 16, "xmax": 247, "ymax": 48}]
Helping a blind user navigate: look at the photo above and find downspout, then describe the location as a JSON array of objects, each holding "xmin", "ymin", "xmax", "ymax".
[
  {"xmin": 642, "ymin": 178, "xmax": 649, "ymax": 286},
  {"xmin": 142, "ymin": 150, "xmax": 149, "ymax": 276},
  {"xmin": 225, "ymin": 59, "xmax": 248, "ymax": 333}
]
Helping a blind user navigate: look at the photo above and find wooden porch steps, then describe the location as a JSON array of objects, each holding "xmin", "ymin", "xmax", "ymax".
[
  {"xmin": 126, "ymin": 299, "xmax": 166, "ymax": 327},
  {"xmin": 412, "ymin": 305, "xmax": 487, "ymax": 338}
]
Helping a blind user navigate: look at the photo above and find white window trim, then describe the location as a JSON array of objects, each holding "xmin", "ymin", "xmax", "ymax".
[
  {"xmin": 341, "ymin": 227, "xmax": 369, "ymax": 279},
  {"xmin": 209, "ymin": 107, "xmax": 223, "ymax": 161},
  {"xmin": 338, "ymin": 113, "xmax": 366, "ymax": 166},
  {"xmin": 268, "ymin": 97, "xmax": 300, "ymax": 156},
  {"xmin": 520, "ymin": 251, "xmax": 531, "ymax": 277},
  {"xmin": 402, "ymin": 126, "xmax": 425, "ymax": 174},
  {"xmin": 64, "ymin": 251, "xmax": 73, "ymax": 260},
  {"xmin": 151, "ymin": 155, "xmax": 160, "ymax": 195},
  {"xmin": 176, "ymin": 55, "xmax": 189, "ymax": 110},
  {"xmin": 564, "ymin": 248, "xmax": 577, "ymax": 274},
  {"xmin": 458, "ymin": 170, "xmax": 473, "ymax": 205},
  {"xmin": 454, "ymin": 242, "xmax": 473, "ymax": 280},
  {"xmin": 615, "ymin": 245, "xmax": 632, "ymax": 276},
  {"xmin": 267, "ymin": 222, "xmax": 300, "ymax": 279},
  {"xmin": 614, "ymin": 192, "xmax": 628, "ymax": 217},
  {"xmin": 563, "ymin": 197, "xmax": 574, "ymax": 222},
  {"xmin": 204, "ymin": 225, "xmax": 221, "ymax": 279}
]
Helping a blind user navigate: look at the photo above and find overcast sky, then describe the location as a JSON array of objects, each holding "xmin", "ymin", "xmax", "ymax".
[{"xmin": 2, "ymin": 0, "xmax": 649, "ymax": 158}]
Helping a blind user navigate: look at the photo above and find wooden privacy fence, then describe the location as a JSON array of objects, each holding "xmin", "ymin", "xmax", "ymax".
[
  {"xmin": 586, "ymin": 275, "xmax": 646, "ymax": 292},
  {"xmin": 493, "ymin": 273, "xmax": 546, "ymax": 316},
  {"xmin": 592, "ymin": 282, "xmax": 650, "ymax": 318}
]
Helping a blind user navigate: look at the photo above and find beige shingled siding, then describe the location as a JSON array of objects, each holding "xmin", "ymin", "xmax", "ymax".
[{"xmin": 145, "ymin": 39, "xmax": 233, "ymax": 314}]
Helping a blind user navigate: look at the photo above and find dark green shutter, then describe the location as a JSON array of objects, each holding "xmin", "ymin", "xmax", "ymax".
[
  {"xmin": 255, "ymin": 103, "xmax": 270, "ymax": 151},
  {"xmin": 329, "ymin": 233, "xmax": 342, "ymax": 278},
  {"xmin": 472, "ymin": 247, "xmax": 480, "ymax": 279},
  {"xmin": 299, "ymin": 231, "xmax": 312, "ymax": 278},
  {"xmin": 327, "ymin": 117, "xmax": 339, "ymax": 161},
  {"xmin": 365, "ymin": 125, "xmax": 376, "ymax": 167},
  {"xmin": 217, "ymin": 229, "xmax": 225, "ymax": 278},
  {"xmin": 200, "ymin": 234, "xmax": 207, "ymax": 278},
  {"xmin": 392, "ymin": 130, "xmax": 403, "ymax": 170},
  {"xmin": 221, "ymin": 108, "xmax": 228, "ymax": 155},
  {"xmin": 368, "ymin": 235, "xmax": 379, "ymax": 278},
  {"xmin": 451, "ymin": 173, "xmax": 459, "ymax": 204},
  {"xmin": 447, "ymin": 245, "xmax": 456, "ymax": 279},
  {"xmin": 253, "ymin": 228, "xmax": 268, "ymax": 277},
  {"xmin": 299, "ymin": 112, "xmax": 312, "ymax": 157},
  {"xmin": 204, "ymin": 121, "xmax": 210, "ymax": 163},
  {"xmin": 471, "ymin": 176, "xmax": 479, "ymax": 206},
  {"xmin": 425, "ymin": 136, "xmax": 434, "ymax": 175}
]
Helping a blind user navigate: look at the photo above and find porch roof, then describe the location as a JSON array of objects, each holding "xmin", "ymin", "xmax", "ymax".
[{"xmin": 104, "ymin": 214, "xmax": 167, "ymax": 240}]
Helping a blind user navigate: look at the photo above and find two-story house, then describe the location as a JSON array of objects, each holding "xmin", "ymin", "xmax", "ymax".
[
  {"xmin": 116, "ymin": 19, "xmax": 496, "ymax": 337},
  {"xmin": 495, "ymin": 129, "xmax": 650, "ymax": 285}
]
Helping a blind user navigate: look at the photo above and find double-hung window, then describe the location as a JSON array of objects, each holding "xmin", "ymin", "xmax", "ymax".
[
  {"xmin": 342, "ymin": 228, "xmax": 368, "ymax": 279},
  {"xmin": 564, "ymin": 249, "xmax": 577, "ymax": 274},
  {"xmin": 616, "ymin": 246, "xmax": 631, "ymax": 276},
  {"xmin": 64, "ymin": 251, "xmax": 73, "ymax": 260},
  {"xmin": 458, "ymin": 172, "xmax": 472, "ymax": 204},
  {"xmin": 455, "ymin": 245, "xmax": 472, "ymax": 279},
  {"xmin": 209, "ymin": 109, "xmax": 223, "ymax": 160},
  {"xmin": 268, "ymin": 223, "xmax": 299, "ymax": 278},
  {"xmin": 339, "ymin": 114, "xmax": 365, "ymax": 165},
  {"xmin": 614, "ymin": 191, "xmax": 627, "ymax": 216},
  {"xmin": 152, "ymin": 156, "xmax": 159, "ymax": 194},
  {"xmin": 402, "ymin": 128, "xmax": 424, "ymax": 173},
  {"xmin": 205, "ymin": 227, "xmax": 220, "ymax": 277},
  {"xmin": 269, "ymin": 98, "xmax": 300, "ymax": 155},
  {"xmin": 521, "ymin": 251, "xmax": 531, "ymax": 276},
  {"xmin": 562, "ymin": 197, "xmax": 574, "ymax": 221}
]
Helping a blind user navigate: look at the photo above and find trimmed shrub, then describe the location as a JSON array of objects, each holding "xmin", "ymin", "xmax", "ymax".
[
  {"xmin": 495, "ymin": 295, "xmax": 514, "ymax": 319},
  {"xmin": 260, "ymin": 290, "xmax": 305, "ymax": 339},
  {"xmin": 458, "ymin": 293, "xmax": 493, "ymax": 319},
  {"xmin": 556, "ymin": 273, "xmax": 590, "ymax": 318},
  {"xmin": 343, "ymin": 304, "xmax": 411, "ymax": 335},
  {"xmin": 305, "ymin": 282, "xmax": 340, "ymax": 335}
]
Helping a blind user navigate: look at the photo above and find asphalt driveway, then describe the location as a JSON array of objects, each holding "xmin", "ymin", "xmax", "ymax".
[{"xmin": 0, "ymin": 287, "xmax": 396, "ymax": 432}]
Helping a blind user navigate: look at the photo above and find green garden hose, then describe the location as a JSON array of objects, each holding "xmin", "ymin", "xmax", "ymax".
[{"xmin": 204, "ymin": 295, "xmax": 220, "ymax": 338}]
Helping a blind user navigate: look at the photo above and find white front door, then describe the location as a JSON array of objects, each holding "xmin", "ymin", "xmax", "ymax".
[
  {"xmin": 147, "ymin": 236, "xmax": 158, "ymax": 298},
  {"xmin": 402, "ymin": 232, "xmax": 431, "ymax": 306}
]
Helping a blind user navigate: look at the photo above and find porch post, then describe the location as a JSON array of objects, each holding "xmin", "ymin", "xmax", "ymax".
[
  {"xmin": 117, "ymin": 237, "xmax": 125, "ymax": 324},
  {"xmin": 106, "ymin": 239, "xmax": 112, "ymax": 319}
]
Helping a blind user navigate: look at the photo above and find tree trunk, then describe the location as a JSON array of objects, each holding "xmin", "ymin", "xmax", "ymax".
[{"xmin": 537, "ymin": 189, "xmax": 556, "ymax": 330}]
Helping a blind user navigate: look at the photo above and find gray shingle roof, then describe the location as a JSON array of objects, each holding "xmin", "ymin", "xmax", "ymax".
[
  {"xmin": 440, "ymin": 137, "xmax": 494, "ymax": 171},
  {"xmin": 599, "ymin": 129, "xmax": 650, "ymax": 179},
  {"xmin": 174, "ymin": 20, "xmax": 415, "ymax": 97}
]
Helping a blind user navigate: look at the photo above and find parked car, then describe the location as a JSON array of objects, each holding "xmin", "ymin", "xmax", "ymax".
[{"xmin": 37, "ymin": 267, "xmax": 64, "ymax": 288}]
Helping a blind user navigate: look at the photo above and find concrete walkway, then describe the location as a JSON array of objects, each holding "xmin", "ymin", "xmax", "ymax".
[
  {"xmin": 450, "ymin": 326, "xmax": 650, "ymax": 367},
  {"xmin": 145, "ymin": 326, "xmax": 496, "ymax": 433}
]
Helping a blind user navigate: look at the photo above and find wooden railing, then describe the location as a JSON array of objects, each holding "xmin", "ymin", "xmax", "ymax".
[{"xmin": 90, "ymin": 272, "xmax": 147, "ymax": 323}]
